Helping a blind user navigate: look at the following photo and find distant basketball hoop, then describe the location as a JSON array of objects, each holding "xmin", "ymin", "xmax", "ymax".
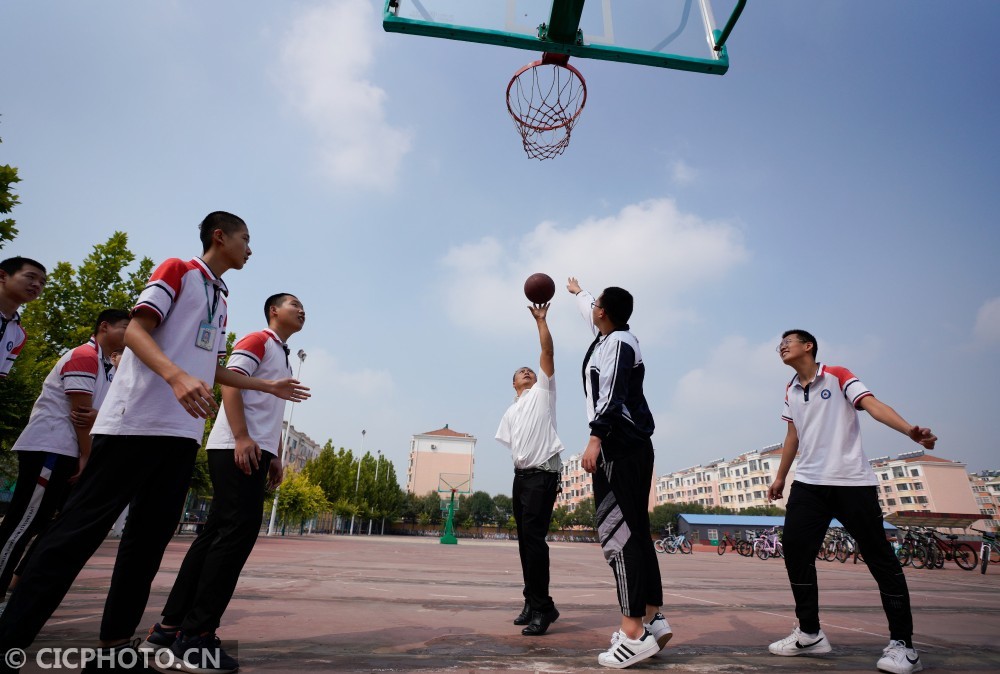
[{"xmin": 506, "ymin": 53, "xmax": 587, "ymax": 160}]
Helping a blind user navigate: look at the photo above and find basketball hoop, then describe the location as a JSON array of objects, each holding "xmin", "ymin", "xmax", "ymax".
[{"xmin": 506, "ymin": 53, "xmax": 587, "ymax": 160}]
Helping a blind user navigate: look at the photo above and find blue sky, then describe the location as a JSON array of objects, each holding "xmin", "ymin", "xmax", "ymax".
[{"xmin": 2, "ymin": 1, "xmax": 998, "ymax": 498}]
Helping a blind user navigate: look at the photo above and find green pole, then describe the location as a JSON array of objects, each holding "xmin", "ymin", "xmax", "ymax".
[{"xmin": 440, "ymin": 490, "xmax": 458, "ymax": 545}]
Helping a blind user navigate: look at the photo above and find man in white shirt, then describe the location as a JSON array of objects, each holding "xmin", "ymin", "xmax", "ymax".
[
  {"xmin": 767, "ymin": 329, "xmax": 936, "ymax": 674},
  {"xmin": 495, "ymin": 303, "xmax": 563, "ymax": 636}
]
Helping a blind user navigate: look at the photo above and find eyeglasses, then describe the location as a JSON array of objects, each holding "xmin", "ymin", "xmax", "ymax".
[
  {"xmin": 776, "ymin": 338, "xmax": 804, "ymax": 353},
  {"xmin": 591, "ymin": 301, "xmax": 603, "ymax": 310}
]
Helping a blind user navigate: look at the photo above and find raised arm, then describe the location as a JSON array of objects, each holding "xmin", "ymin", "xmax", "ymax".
[
  {"xmin": 215, "ymin": 365, "xmax": 310, "ymax": 402},
  {"xmin": 529, "ymin": 303, "xmax": 554, "ymax": 377},
  {"xmin": 858, "ymin": 396, "xmax": 936, "ymax": 449},
  {"xmin": 566, "ymin": 276, "xmax": 597, "ymax": 335}
]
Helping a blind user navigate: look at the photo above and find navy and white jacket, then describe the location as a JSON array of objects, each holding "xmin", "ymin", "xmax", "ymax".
[{"xmin": 575, "ymin": 289, "xmax": 655, "ymax": 442}]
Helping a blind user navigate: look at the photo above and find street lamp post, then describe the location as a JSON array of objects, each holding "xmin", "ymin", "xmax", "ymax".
[
  {"xmin": 368, "ymin": 450, "xmax": 381, "ymax": 535},
  {"xmin": 350, "ymin": 429, "xmax": 365, "ymax": 534},
  {"xmin": 267, "ymin": 348, "xmax": 306, "ymax": 536}
]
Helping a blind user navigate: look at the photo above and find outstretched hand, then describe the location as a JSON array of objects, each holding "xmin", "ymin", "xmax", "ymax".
[
  {"xmin": 268, "ymin": 378, "xmax": 311, "ymax": 402},
  {"xmin": 528, "ymin": 303, "xmax": 550, "ymax": 320},
  {"xmin": 766, "ymin": 478, "xmax": 785, "ymax": 502},
  {"xmin": 907, "ymin": 426, "xmax": 937, "ymax": 450},
  {"xmin": 566, "ymin": 277, "xmax": 582, "ymax": 295}
]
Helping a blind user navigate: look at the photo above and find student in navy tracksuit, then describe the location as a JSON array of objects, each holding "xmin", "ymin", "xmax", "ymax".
[{"xmin": 567, "ymin": 277, "xmax": 669, "ymax": 670}]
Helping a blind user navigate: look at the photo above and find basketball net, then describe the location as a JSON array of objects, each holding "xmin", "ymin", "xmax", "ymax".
[{"xmin": 506, "ymin": 53, "xmax": 587, "ymax": 160}]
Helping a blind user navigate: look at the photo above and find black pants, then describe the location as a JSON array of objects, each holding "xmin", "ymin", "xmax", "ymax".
[
  {"xmin": 0, "ymin": 435, "xmax": 198, "ymax": 648},
  {"xmin": 162, "ymin": 448, "xmax": 272, "ymax": 634},
  {"xmin": 512, "ymin": 470, "xmax": 559, "ymax": 613},
  {"xmin": 593, "ymin": 439, "xmax": 662, "ymax": 618},
  {"xmin": 0, "ymin": 451, "xmax": 78, "ymax": 597},
  {"xmin": 783, "ymin": 481, "xmax": 912, "ymax": 641}
]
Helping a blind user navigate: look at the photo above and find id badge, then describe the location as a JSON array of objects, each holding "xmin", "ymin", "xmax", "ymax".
[{"xmin": 196, "ymin": 321, "xmax": 218, "ymax": 351}]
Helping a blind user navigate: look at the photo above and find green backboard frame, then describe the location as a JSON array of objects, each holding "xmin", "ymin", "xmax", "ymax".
[{"xmin": 383, "ymin": 0, "xmax": 747, "ymax": 75}]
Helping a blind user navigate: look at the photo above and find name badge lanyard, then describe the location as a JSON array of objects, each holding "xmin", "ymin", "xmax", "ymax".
[{"xmin": 196, "ymin": 280, "xmax": 221, "ymax": 351}]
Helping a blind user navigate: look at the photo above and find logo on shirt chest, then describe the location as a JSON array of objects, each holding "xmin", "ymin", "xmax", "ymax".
[
  {"xmin": 4, "ymin": 340, "xmax": 11, "ymax": 353},
  {"xmin": 820, "ymin": 389, "xmax": 832, "ymax": 399}
]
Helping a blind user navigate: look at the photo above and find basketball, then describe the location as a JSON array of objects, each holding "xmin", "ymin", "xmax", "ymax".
[{"xmin": 523, "ymin": 273, "xmax": 556, "ymax": 304}]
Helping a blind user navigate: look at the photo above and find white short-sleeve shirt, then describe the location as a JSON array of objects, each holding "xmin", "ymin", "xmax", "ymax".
[
  {"xmin": 495, "ymin": 371, "xmax": 565, "ymax": 470},
  {"xmin": 207, "ymin": 328, "xmax": 292, "ymax": 456},
  {"xmin": 781, "ymin": 363, "xmax": 878, "ymax": 486},
  {"xmin": 92, "ymin": 257, "xmax": 228, "ymax": 442},
  {"xmin": 13, "ymin": 338, "xmax": 114, "ymax": 457},
  {"xmin": 0, "ymin": 309, "xmax": 27, "ymax": 378}
]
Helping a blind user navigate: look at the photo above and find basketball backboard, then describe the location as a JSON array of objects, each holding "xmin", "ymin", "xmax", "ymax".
[{"xmin": 383, "ymin": 0, "xmax": 746, "ymax": 74}]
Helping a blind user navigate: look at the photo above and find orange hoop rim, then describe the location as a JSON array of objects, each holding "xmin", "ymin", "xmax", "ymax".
[{"xmin": 506, "ymin": 59, "xmax": 588, "ymax": 133}]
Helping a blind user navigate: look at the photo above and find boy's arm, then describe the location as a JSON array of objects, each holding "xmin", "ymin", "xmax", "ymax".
[
  {"xmin": 767, "ymin": 422, "xmax": 799, "ymax": 502},
  {"xmin": 127, "ymin": 310, "xmax": 218, "ymax": 418},
  {"xmin": 214, "ymin": 365, "xmax": 310, "ymax": 402},
  {"xmin": 67, "ymin": 392, "xmax": 94, "ymax": 481},
  {"xmin": 858, "ymin": 396, "xmax": 937, "ymax": 449},
  {"xmin": 566, "ymin": 277, "xmax": 598, "ymax": 336},
  {"xmin": 529, "ymin": 304, "xmax": 554, "ymax": 377},
  {"xmin": 268, "ymin": 433, "xmax": 285, "ymax": 490},
  {"xmin": 220, "ymin": 383, "xmax": 261, "ymax": 475}
]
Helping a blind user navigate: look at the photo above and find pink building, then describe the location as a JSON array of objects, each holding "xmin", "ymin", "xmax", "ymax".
[{"xmin": 405, "ymin": 425, "xmax": 476, "ymax": 496}]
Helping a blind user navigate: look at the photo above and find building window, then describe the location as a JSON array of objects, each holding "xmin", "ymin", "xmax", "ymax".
[
  {"xmin": 913, "ymin": 482, "xmax": 923, "ymax": 490},
  {"xmin": 887, "ymin": 498, "xmax": 897, "ymax": 506},
  {"xmin": 900, "ymin": 497, "xmax": 913, "ymax": 504},
  {"xmin": 707, "ymin": 529, "xmax": 719, "ymax": 541},
  {"xmin": 884, "ymin": 485, "xmax": 893, "ymax": 493},
  {"xmin": 910, "ymin": 468, "xmax": 920, "ymax": 477},
  {"xmin": 897, "ymin": 483, "xmax": 910, "ymax": 491},
  {"xmin": 892, "ymin": 467, "xmax": 905, "ymax": 478},
  {"xmin": 916, "ymin": 496, "xmax": 928, "ymax": 505},
  {"xmin": 881, "ymin": 473, "xmax": 889, "ymax": 481}
]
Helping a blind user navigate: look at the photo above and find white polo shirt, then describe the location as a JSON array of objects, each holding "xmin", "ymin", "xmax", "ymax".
[
  {"xmin": 495, "ymin": 371, "xmax": 565, "ymax": 470},
  {"xmin": 0, "ymin": 309, "xmax": 27, "ymax": 378},
  {"xmin": 781, "ymin": 363, "xmax": 878, "ymax": 486},
  {"xmin": 206, "ymin": 328, "xmax": 291, "ymax": 456},
  {"xmin": 93, "ymin": 257, "xmax": 228, "ymax": 442},
  {"xmin": 13, "ymin": 338, "xmax": 114, "ymax": 457}
]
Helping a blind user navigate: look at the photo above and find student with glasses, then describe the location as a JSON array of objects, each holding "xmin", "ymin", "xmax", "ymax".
[{"xmin": 767, "ymin": 329, "xmax": 936, "ymax": 674}]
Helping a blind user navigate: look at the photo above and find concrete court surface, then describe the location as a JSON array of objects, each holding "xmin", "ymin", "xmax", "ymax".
[{"xmin": 18, "ymin": 533, "xmax": 1000, "ymax": 673}]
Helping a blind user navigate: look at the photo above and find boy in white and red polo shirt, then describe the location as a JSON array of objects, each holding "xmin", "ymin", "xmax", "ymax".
[
  {"xmin": 0, "ymin": 257, "xmax": 47, "ymax": 378},
  {"xmin": 142, "ymin": 293, "xmax": 307, "ymax": 670},
  {"xmin": 766, "ymin": 329, "xmax": 936, "ymax": 674},
  {"xmin": 0, "ymin": 212, "xmax": 310, "ymax": 669},
  {"xmin": 0, "ymin": 309, "xmax": 129, "ymax": 602}
]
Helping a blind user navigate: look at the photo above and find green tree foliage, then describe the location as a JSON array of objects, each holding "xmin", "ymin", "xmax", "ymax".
[
  {"xmin": 302, "ymin": 443, "xmax": 405, "ymax": 526},
  {"xmin": 570, "ymin": 498, "xmax": 597, "ymax": 531},
  {"xmin": 0, "ymin": 233, "xmax": 153, "ymax": 455},
  {"xmin": 273, "ymin": 469, "xmax": 328, "ymax": 529},
  {"xmin": 0, "ymin": 133, "xmax": 19, "ymax": 249}
]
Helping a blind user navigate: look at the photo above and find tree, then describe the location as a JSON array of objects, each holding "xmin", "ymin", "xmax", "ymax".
[
  {"xmin": 571, "ymin": 499, "xmax": 597, "ymax": 531},
  {"xmin": 465, "ymin": 491, "xmax": 495, "ymax": 527},
  {"xmin": 0, "ymin": 233, "xmax": 153, "ymax": 454},
  {"xmin": 492, "ymin": 494, "xmax": 513, "ymax": 531},
  {"xmin": 271, "ymin": 469, "xmax": 328, "ymax": 531},
  {"xmin": 0, "ymin": 133, "xmax": 19, "ymax": 250}
]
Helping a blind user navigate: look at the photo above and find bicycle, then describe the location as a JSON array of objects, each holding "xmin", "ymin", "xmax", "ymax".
[
  {"xmin": 972, "ymin": 528, "xmax": 1000, "ymax": 575},
  {"xmin": 924, "ymin": 528, "xmax": 978, "ymax": 571},
  {"xmin": 754, "ymin": 527, "xmax": 783, "ymax": 560},
  {"xmin": 717, "ymin": 532, "xmax": 751, "ymax": 556},
  {"xmin": 664, "ymin": 532, "xmax": 693, "ymax": 554}
]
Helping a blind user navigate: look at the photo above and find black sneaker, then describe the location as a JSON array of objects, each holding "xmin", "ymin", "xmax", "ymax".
[
  {"xmin": 138, "ymin": 623, "xmax": 178, "ymax": 657},
  {"xmin": 168, "ymin": 632, "xmax": 238, "ymax": 674},
  {"xmin": 81, "ymin": 638, "xmax": 143, "ymax": 673}
]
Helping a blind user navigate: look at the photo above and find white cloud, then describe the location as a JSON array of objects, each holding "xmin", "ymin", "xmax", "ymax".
[
  {"xmin": 288, "ymin": 346, "xmax": 395, "ymax": 442},
  {"xmin": 276, "ymin": 0, "xmax": 411, "ymax": 189},
  {"xmin": 438, "ymin": 198, "xmax": 749, "ymax": 341},
  {"xmin": 670, "ymin": 159, "xmax": 698, "ymax": 185},
  {"xmin": 656, "ymin": 336, "xmax": 789, "ymax": 464},
  {"xmin": 973, "ymin": 297, "xmax": 1000, "ymax": 346}
]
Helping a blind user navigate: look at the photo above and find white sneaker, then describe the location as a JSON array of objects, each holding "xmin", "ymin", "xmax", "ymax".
[
  {"xmin": 598, "ymin": 628, "xmax": 658, "ymax": 669},
  {"xmin": 876, "ymin": 640, "xmax": 922, "ymax": 674},
  {"xmin": 644, "ymin": 612, "xmax": 673, "ymax": 650},
  {"xmin": 768, "ymin": 626, "xmax": 832, "ymax": 656}
]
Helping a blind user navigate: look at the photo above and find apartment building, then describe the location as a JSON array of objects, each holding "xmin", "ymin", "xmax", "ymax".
[
  {"xmin": 556, "ymin": 452, "xmax": 655, "ymax": 512},
  {"xmin": 870, "ymin": 451, "xmax": 978, "ymax": 516},
  {"xmin": 968, "ymin": 470, "xmax": 1000, "ymax": 529},
  {"xmin": 654, "ymin": 445, "xmax": 787, "ymax": 512},
  {"xmin": 281, "ymin": 421, "xmax": 321, "ymax": 472},
  {"xmin": 405, "ymin": 424, "xmax": 476, "ymax": 496}
]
